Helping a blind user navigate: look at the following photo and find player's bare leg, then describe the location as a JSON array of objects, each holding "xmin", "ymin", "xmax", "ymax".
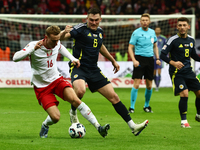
[{"xmin": 64, "ymin": 87, "xmax": 110, "ymax": 137}]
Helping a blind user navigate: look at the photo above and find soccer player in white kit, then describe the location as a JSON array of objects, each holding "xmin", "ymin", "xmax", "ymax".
[{"xmin": 13, "ymin": 25, "xmax": 110, "ymax": 138}]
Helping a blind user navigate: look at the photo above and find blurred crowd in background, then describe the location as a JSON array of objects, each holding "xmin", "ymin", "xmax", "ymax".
[
  {"xmin": 1, "ymin": 0, "xmax": 200, "ymax": 35},
  {"xmin": 0, "ymin": 0, "xmax": 200, "ymax": 61},
  {"xmin": 0, "ymin": 0, "xmax": 198, "ymax": 15}
]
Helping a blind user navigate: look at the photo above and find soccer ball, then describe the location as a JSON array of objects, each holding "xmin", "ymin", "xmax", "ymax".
[{"xmin": 68, "ymin": 123, "xmax": 86, "ymax": 138}]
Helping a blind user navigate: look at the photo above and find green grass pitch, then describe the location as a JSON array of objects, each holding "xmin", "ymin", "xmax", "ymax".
[{"xmin": 0, "ymin": 88, "xmax": 200, "ymax": 150}]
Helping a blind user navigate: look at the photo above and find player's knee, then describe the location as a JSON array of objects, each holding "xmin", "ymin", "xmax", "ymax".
[
  {"xmin": 76, "ymin": 89, "xmax": 85, "ymax": 99},
  {"xmin": 109, "ymin": 92, "xmax": 120, "ymax": 104},
  {"xmin": 134, "ymin": 83, "xmax": 140, "ymax": 89},
  {"xmin": 146, "ymin": 83, "xmax": 152, "ymax": 89},
  {"xmin": 195, "ymin": 90, "xmax": 200, "ymax": 98},
  {"xmin": 51, "ymin": 113, "xmax": 60, "ymax": 123}
]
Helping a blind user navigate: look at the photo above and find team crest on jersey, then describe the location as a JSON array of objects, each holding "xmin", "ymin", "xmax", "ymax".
[
  {"xmin": 151, "ymin": 38, "xmax": 154, "ymax": 43},
  {"xmin": 99, "ymin": 33, "xmax": 102, "ymax": 39},
  {"xmin": 190, "ymin": 42, "xmax": 193, "ymax": 48},
  {"xmin": 179, "ymin": 84, "xmax": 184, "ymax": 89},
  {"xmin": 74, "ymin": 74, "xmax": 78, "ymax": 78},
  {"xmin": 25, "ymin": 44, "xmax": 29, "ymax": 48}
]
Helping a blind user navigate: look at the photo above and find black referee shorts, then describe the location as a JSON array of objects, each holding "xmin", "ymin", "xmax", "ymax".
[{"xmin": 132, "ymin": 55, "xmax": 154, "ymax": 80}]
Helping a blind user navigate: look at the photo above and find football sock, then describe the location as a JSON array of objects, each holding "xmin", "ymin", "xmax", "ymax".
[
  {"xmin": 69, "ymin": 108, "xmax": 77, "ymax": 115},
  {"xmin": 153, "ymin": 75, "xmax": 157, "ymax": 87},
  {"xmin": 77, "ymin": 102, "xmax": 100, "ymax": 130},
  {"xmin": 179, "ymin": 97, "xmax": 188, "ymax": 120},
  {"xmin": 195, "ymin": 97, "xmax": 200, "ymax": 114},
  {"xmin": 43, "ymin": 115, "xmax": 55, "ymax": 126},
  {"xmin": 113, "ymin": 101, "xmax": 132, "ymax": 122},
  {"xmin": 71, "ymin": 104, "xmax": 77, "ymax": 111},
  {"xmin": 127, "ymin": 120, "xmax": 136, "ymax": 130},
  {"xmin": 71, "ymin": 97, "xmax": 80, "ymax": 113},
  {"xmin": 157, "ymin": 75, "xmax": 161, "ymax": 87},
  {"xmin": 130, "ymin": 87, "xmax": 138, "ymax": 109},
  {"xmin": 144, "ymin": 88, "xmax": 152, "ymax": 107},
  {"xmin": 181, "ymin": 120, "xmax": 188, "ymax": 124}
]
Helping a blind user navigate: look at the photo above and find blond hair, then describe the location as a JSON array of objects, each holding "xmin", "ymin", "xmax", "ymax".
[
  {"xmin": 45, "ymin": 25, "xmax": 61, "ymax": 37},
  {"xmin": 141, "ymin": 13, "xmax": 150, "ymax": 19}
]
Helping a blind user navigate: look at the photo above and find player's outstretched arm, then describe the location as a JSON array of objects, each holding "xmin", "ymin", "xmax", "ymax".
[
  {"xmin": 60, "ymin": 25, "xmax": 72, "ymax": 40},
  {"xmin": 59, "ymin": 45, "xmax": 80, "ymax": 68},
  {"xmin": 13, "ymin": 41, "xmax": 42, "ymax": 62},
  {"xmin": 100, "ymin": 44, "xmax": 120, "ymax": 73}
]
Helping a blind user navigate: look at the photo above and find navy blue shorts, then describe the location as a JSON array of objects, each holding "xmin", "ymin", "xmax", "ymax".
[
  {"xmin": 132, "ymin": 55, "xmax": 154, "ymax": 80},
  {"xmin": 154, "ymin": 59, "xmax": 162, "ymax": 70},
  {"xmin": 170, "ymin": 70, "xmax": 200, "ymax": 96},
  {"xmin": 70, "ymin": 65, "xmax": 110, "ymax": 93}
]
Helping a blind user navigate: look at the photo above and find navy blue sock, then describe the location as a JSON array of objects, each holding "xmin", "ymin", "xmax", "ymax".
[
  {"xmin": 113, "ymin": 101, "xmax": 131, "ymax": 122},
  {"xmin": 71, "ymin": 105, "xmax": 76, "ymax": 111},
  {"xmin": 195, "ymin": 97, "xmax": 200, "ymax": 114},
  {"xmin": 157, "ymin": 75, "xmax": 161, "ymax": 87},
  {"xmin": 153, "ymin": 75, "xmax": 157, "ymax": 87},
  {"xmin": 179, "ymin": 97, "xmax": 188, "ymax": 120}
]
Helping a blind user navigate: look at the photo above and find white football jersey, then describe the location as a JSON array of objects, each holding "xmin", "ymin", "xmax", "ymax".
[{"xmin": 13, "ymin": 40, "xmax": 77, "ymax": 88}]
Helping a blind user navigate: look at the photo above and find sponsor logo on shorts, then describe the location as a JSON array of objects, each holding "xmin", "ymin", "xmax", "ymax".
[
  {"xmin": 179, "ymin": 84, "xmax": 184, "ymax": 89},
  {"xmin": 74, "ymin": 74, "xmax": 78, "ymax": 78}
]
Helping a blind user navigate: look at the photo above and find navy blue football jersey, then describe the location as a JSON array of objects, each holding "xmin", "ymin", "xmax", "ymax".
[
  {"xmin": 161, "ymin": 34, "xmax": 198, "ymax": 74},
  {"xmin": 70, "ymin": 23, "xmax": 103, "ymax": 68}
]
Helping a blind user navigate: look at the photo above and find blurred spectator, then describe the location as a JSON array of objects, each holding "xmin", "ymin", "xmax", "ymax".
[
  {"xmin": 38, "ymin": 0, "xmax": 48, "ymax": 14},
  {"xmin": 99, "ymin": 0, "xmax": 107, "ymax": 14},
  {"xmin": 33, "ymin": 27, "xmax": 41, "ymax": 40},
  {"xmin": 147, "ymin": 0, "xmax": 155, "ymax": 13},
  {"xmin": 75, "ymin": 0, "xmax": 87, "ymax": 14},
  {"xmin": 0, "ymin": 46, "xmax": 10, "ymax": 61},
  {"xmin": 133, "ymin": 0, "xmax": 141, "ymax": 14},
  {"xmin": 10, "ymin": 0, "xmax": 21, "ymax": 14},
  {"xmin": 7, "ymin": 24, "xmax": 20, "ymax": 55},
  {"xmin": 125, "ymin": 4, "xmax": 134, "ymax": 14},
  {"xmin": 137, "ymin": 1, "xmax": 148, "ymax": 14},
  {"xmin": 175, "ymin": 0, "xmax": 185, "ymax": 14},
  {"xmin": 20, "ymin": 27, "xmax": 33, "ymax": 49},
  {"xmin": 0, "ymin": 24, "xmax": 10, "ymax": 60},
  {"xmin": 0, "ymin": 7, "xmax": 6, "ymax": 14},
  {"xmin": 48, "ymin": 0, "xmax": 61, "ymax": 14},
  {"xmin": 115, "ymin": 51, "xmax": 128, "ymax": 61}
]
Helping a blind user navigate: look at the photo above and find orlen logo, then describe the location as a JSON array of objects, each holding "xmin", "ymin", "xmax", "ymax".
[{"xmin": 111, "ymin": 78, "xmax": 122, "ymax": 86}]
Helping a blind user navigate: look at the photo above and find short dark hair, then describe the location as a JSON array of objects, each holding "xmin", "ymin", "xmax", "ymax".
[
  {"xmin": 155, "ymin": 26, "xmax": 161, "ymax": 29},
  {"xmin": 177, "ymin": 17, "xmax": 190, "ymax": 24},
  {"xmin": 87, "ymin": 7, "xmax": 102, "ymax": 16}
]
